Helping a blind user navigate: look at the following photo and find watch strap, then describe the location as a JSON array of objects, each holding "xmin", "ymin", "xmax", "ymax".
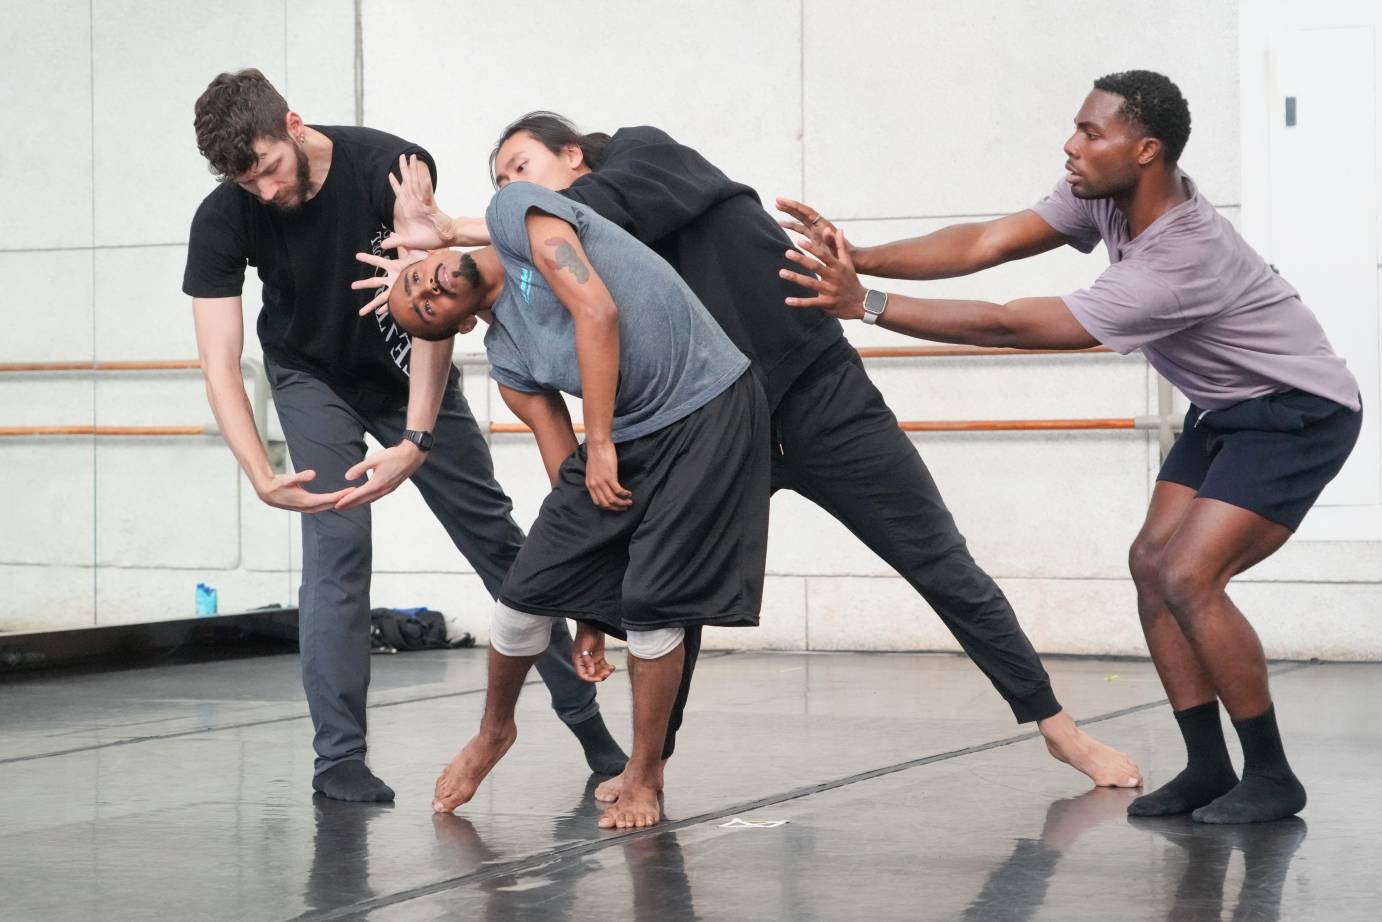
[{"xmin": 402, "ymin": 429, "xmax": 434, "ymax": 452}]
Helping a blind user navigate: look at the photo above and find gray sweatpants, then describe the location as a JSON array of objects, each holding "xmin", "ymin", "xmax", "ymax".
[{"xmin": 266, "ymin": 360, "xmax": 598, "ymax": 773}]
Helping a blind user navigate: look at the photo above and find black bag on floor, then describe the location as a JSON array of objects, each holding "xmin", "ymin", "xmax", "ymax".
[{"xmin": 369, "ymin": 607, "xmax": 450, "ymax": 652}]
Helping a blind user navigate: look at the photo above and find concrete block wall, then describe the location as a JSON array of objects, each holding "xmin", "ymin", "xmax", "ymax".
[{"xmin": 2, "ymin": 0, "xmax": 1379, "ymax": 660}]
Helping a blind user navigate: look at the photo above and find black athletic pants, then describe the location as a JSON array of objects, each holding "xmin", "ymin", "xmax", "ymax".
[{"xmin": 662, "ymin": 352, "xmax": 1060, "ymax": 759}]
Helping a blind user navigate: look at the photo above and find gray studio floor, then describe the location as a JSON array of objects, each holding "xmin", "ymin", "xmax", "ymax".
[{"xmin": 2, "ymin": 647, "xmax": 1379, "ymax": 921}]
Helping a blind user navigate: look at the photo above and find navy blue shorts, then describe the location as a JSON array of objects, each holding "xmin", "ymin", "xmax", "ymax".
[{"xmin": 1157, "ymin": 389, "xmax": 1362, "ymax": 531}]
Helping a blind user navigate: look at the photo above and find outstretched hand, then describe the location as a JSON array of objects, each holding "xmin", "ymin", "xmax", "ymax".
[
  {"xmin": 778, "ymin": 226, "xmax": 867, "ymax": 321},
  {"xmin": 255, "ymin": 469, "xmax": 351, "ymax": 513},
  {"xmin": 776, "ymin": 196, "xmax": 851, "ymax": 259},
  {"xmin": 352, "ymin": 251, "xmax": 406, "ymax": 317},
  {"xmin": 334, "ymin": 441, "xmax": 426, "ymax": 510},
  {"xmin": 383, "ymin": 154, "xmax": 451, "ymax": 252}
]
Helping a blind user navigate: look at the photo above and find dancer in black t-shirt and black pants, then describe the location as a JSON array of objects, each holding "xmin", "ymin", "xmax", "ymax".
[
  {"xmin": 182, "ymin": 70, "xmax": 624, "ymax": 802},
  {"xmin": 382, "ymin": 113, "xmax": 1143, "ymax": 802}
]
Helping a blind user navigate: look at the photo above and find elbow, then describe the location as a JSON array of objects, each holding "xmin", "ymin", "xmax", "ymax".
[
  {"xmin": 977, "ymin": 304, "xmax": 1028, "ymax": 349},
  {"xmin": 575, "ymin": 299, "xmax": 619, "ymax": 329}
]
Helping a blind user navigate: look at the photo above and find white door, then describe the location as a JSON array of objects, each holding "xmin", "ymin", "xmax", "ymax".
[{"xmin": 1267, "ymin": 26, "xmax": 1380, "ymax": 509}]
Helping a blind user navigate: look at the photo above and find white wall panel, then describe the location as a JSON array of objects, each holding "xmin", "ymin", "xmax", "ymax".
[
  {"xmin": 703, "ymin": 577, "xmax": 808, "ymax": 651},
  {"xmin": 0, "ymin": 444, "xmax": 95, "ymax": 567},
  {"xmin": 94, "ymin": 566, "xmax": 292, "ymax": 624},
  {"xmin": 361, "ymin": 0, "xmax": 803, "ymax": 219},
  {"xmin": 91, "ymin": 0, "xmax": 287, "ymax": 246},
  {"xmin": 285, "ymin": 0, "xmax": 358, "ymax": 125},
  {"xmin": 94, "ymin": 442, "xmax": 240, "ymax": 569},
  {"xmin": 0, "ymin": 1, "xmax": 94, "ymax": 250},
  {"xmin": 94, "ymin": 246, "xmax": 197, "ymax": 360},
  {"xmin": 4, "ymin": 0, "xmax": 1379, "ymax": 658},
  {"xmin": 239, "ymin": 469, "xmax": 295, "ymax": 572},
  {"xmin": 0, "ymin": 251, "xmax": 96, "ymax": 363},
  {"xmin": 0, "ymin": 380, "xmax": 95, "ymax": 429},
  {"xmin": 802, "ymin": 0, "xmax": 1239, "ymax": 218},
  {"xmin": 0, "ymin": 566, "xmax": 96, "ymax": 633},
  {"xmin": 768, "ymin": 431, "xmax": 1149, "ymax": 580}
]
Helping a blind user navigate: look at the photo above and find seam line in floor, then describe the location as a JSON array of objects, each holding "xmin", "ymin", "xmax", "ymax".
[{"xmin": 288, "ymin": 660, "xmax": 1317, "ymax": 922}]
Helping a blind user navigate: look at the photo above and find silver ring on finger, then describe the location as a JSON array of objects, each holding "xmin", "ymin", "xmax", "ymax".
[{"xmin": 810, "ymin": 216, "xmax": 823, "ymax": 226}]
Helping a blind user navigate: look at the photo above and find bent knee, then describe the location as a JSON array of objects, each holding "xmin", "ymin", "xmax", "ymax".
[
  {"xmin": 1156, "ymin": 562, "xmax": 1221, "ymax": 619},
  {"xmin": 1127, "ymin": 538, "xmax": 1163, "ymax": 587},
  {"xmin": 626, "ymin": 626, "xmax": 685, "ymax": 660},
  {"xmin": 490, "ymin": 601, "xmax": 553, "ymax": 657}
]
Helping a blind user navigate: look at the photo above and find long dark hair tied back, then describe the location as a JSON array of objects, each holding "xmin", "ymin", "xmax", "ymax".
[{"xmin": 489, "ymin": 111, "xmax": 611, "ymax": 187}]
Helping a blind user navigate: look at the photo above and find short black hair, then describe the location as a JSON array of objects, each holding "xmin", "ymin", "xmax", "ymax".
[{"xmin": 1093, "ymin": 70, "xmax": 1191, "ymax": 164}]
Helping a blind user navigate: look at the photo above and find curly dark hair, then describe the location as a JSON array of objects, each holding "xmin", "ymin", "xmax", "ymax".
[
  {"xmin": 193, "ymin": 68, "xmax": 291, "ymax": 181},
  {"xmin": 489, "ymin": 111, "xmax": 611, "ymax": 187},
  {"xmin": 1093, "ymin": 70, "xmax": 1191, "ymax": 164}
]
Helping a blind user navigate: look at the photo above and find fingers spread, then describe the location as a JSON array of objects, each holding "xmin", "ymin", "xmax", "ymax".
[{"xmin": 779, "ymin": 268, "xmax": 827, "ymax": 292}]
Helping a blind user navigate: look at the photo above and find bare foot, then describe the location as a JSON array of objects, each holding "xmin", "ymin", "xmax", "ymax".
[
  {"xmin": 598, "ymin": 776, "xmax": 663, "ymax": 829},
  {"xmin": 1039, "ymin": 711, "xmax": 1142, "ymax": 788},
  {"xmin": 595, "ymin": 759, "xmax": 666, "ymax": 803},
  {"xmin": 432, "ymin": 725, "xmax": 517, "ymax": 813}
]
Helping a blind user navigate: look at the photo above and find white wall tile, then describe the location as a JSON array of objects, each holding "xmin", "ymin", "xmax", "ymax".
[
  {"xmin": 703, "ymin": 577, "xmax": 808, "ymax": 651},
  {"xmin": 1229, "ymin": 582, "xmax": 1382, "ymax": 661},
  {"xmin": 92, "ymin": 375, "xmax": 211, "ymax": 428},
  {"xmin": 805, "ymin": 575, "xmax": 1146, "ymax": 656},
  {"xmin": 0, "ymin": 380, "xmax": 95, "ymax": 428},
  {"xmin": 285, "ymin": 0, "xmax": 357, "ymax": 125},
  {"xmin": 0, "ymin": 443, "xmax": 95, "ymax": 567},
  {"xmin": 802, "ymin": 0, "xmax": 1239, "ymax": 218},
  {"xmin": 361, "ymin": 0, "xmax": 803, "ymax": 219},
  {"xmin": 94, "ymin": 442, "xmax": 240, "ymax": 568},
  {"xmin": 0, "ymin": 1, "xmax": 94, "ymax": 250},
  {"xmin": 0, "ymin": 250, "xmax": 95, "ymax": 363},
  {"xmin": 769, "ymin": 430, "xmax": 1150, "ymax": 580},
  {"xmin": 91, "ymin": 0, "xmax": 287, "ymax": 246},
  {"xmin": 239, "ymin": 468, "xmax": 295, "ymax": 571},
  {"xmin": 94, "ymin": 245, "xmax": 198, "ymax": 361},
  {"xmin": 0, "ymin": 566, "xmax": 96, "ymax": 633}
]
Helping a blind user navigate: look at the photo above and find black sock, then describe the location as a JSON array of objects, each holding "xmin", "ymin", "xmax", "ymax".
[
  {"xmin": 312, "ymin": 760, "xmax": 395, "ymax": 803},
  {"xmin": 1193, "ymin": 705, "xmax": 1306, "ymax": 824},
  {"xmin": 1128, "ymin": 701, "xmax": 1239, "ymax": 817},
  {"xmin": 569, "ymin": 713, "xmax": 628, "ymax": 775}
]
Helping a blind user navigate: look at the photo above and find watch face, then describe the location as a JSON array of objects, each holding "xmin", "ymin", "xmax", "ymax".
[{"xmin": 864, "ymin": 289, "xmax": 887, "ymax": 313}]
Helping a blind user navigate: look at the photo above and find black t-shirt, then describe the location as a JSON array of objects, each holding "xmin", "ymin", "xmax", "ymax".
[
  {"xmin": 559, "ymin": 126, "xmax": 848, "ymax": 410},
  {"xmin": 182, "ymin": 125, "xmax": 435, "ymax": 407}
]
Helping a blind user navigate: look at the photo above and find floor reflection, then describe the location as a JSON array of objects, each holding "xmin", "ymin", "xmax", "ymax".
[
  {"xmin": 427, "ymin": 774, "xmax": 700, "ymax": 920},
  {"xmin": 305, "ymin": 794, "xmax": 395, "ymax": 912},
  {"xmin": 964, "ymin": 787, "xmax": 1137, "ymax": 920},
  {"xmin": 1130, "ymin": 814, "xmax": 1308, "ymax": 921}
]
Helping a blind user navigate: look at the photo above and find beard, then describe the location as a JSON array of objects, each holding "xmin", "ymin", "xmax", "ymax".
[{"xmin": 269, "ymin": 143, "xmax": 314, "ymax": 212}]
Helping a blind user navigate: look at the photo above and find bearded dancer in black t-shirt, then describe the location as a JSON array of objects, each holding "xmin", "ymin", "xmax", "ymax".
[
  {"xmin": 182, "ymin": 71, "xmax": 625, "ymax": 803},
  {"xmin": 368, "ymin": 113, "xmax": 1143, "ymax": 805}
]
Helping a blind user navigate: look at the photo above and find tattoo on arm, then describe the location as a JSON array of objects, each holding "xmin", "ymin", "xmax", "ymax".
[{"xmin": 543, "ymin": 236, "xmax": 590, "ymax": 284}]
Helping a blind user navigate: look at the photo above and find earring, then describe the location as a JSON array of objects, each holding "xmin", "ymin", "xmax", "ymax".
[{"xmin": 297, "ymin": 134, "xmax": 306, "ymax": 144}]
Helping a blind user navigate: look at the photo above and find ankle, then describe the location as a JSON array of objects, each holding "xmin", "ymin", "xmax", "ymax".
[
  {"xmin": 478, "ymin": 722, "xmax": 517, "ymax": 745},
  {"xmin": 621, "ymin": 761, "xmax": 661, "ymax": 784},
  {"xmin": 1038, "ymin": 711, "xmax": 1079, "ymax": 742}
]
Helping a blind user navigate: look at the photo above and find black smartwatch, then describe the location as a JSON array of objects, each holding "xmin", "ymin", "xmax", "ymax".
[{"xmin": 401, "ymin": 429, "xmax": 434, "ymax": 452}]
